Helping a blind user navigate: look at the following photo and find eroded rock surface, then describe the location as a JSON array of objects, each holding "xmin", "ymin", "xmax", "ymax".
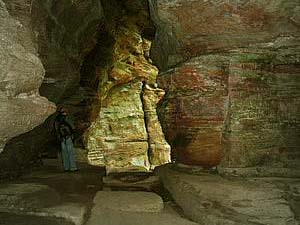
[
  {"xmin": 1, "ymin": 0, "xmax": 299, "ymax": 177},
  {"xmin": 158, "ymin": 56, "xmax": 228, "ymax": 167},
  {"xmin": 155, "ymin": 0, "xmax": 300, "ymax": 170},
  {"xmin": 85, "ymin": 1, "xmax": 170, "ymax": 173},
  {"xmin": 158, "ymin": 39, "xmax": 300, "ymax": 169},
  {"xmin": 151, "ymin": 0, "xmax": 300, "ymax": 70},
  {"xmin": 156, "ymin": 165, "xmax": 300, "ymax": 225},
  {"xmin": 0, "ymin": 183, "xmax": 60, "ymax": 211},
  {"xmin": 0, "ymin": 1, "xmax": 55, "ymax": 152},
  {"xmin": 87, "ymin": 190, "xmax": 198, "ymax": 225},
  {"xmin": 92, "ymin": 191, "xmax": 164, "ymax": 213}
]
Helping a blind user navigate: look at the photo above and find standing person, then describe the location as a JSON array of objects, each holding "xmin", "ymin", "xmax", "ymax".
[{"xmin": 54, "ymin": 107, "xmax": 78, "ymax": 172}]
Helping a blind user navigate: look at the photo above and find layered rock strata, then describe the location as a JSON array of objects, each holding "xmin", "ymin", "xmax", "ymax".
[
  {"xmin": 155, "ymin": 0, "xmax": 300, "ymax": 170},
  {"xmin": 1, "ymin": 0, "xmax": 299, "ymax": 176},
  {"xmin": 158, "ymin": 40, "xmax": 300, "ymax": 169},
  {"xmin": 85, "ymin": 5, "xmax": 171, "ymax": 173}
]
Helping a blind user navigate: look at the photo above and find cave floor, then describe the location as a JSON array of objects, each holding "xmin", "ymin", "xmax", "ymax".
[
  {"xmin": 0, "ymin": 159, "xmax": 104, "ymax": 225},
  {"xmin": 0, "ymin": 160, "xmax": 299, "ymax": 225},
  {"xmin": 0, "ymin": 159, "xmax": 197, "ymax": 225},
  {"xmin": 156, "ymin": 164, "xmax": 300, "ymax": 225}
]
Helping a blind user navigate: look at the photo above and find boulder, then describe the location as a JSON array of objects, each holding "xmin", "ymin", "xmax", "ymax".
[{"xmin": 0, "ymin": 1, "xmax": 55, "ymax": 153}]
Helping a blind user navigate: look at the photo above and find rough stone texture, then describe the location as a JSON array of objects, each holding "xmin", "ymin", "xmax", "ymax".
[
  {"xmin": 40, "ymin": 203, "xmax": 87, "ymax": 225},
  {"xmin": 0, "ymin": 159, "xmax": 104, "ymax": 225},
  {"xmin": 0, "ymin": 1, "xmax": 55, "ymax": 152},
  {"xmin": 0, "ymin": 0, "xmax": 105, "ymax": 179},
  {"xmin": 87, "ymin": 190, "xmax": 198, "ymax": 225},
  {"xmin": 86, "ymin": 209, "xmax": 199, "ymax": 225},
  {"xmin": 0, "ymin": 213, "xmax": 74, "ymax": 225},
  {"xmin": 158, "ymin": 56, "xmax": 228, "ymax": 167},
  {"xmin": 103, "ymin": 173, "xmax": 160, "ymax": 192},
  {"xmin": 143, "ymin": 84, "xmax": 171, "ymax": 168},
  {"xmin": 158, "ymin": 39, "xmax": 300, "ymax": 169},
  {"xmin": 1, "ymin": 0, "xmax": 299, "ymax": 176},
  {"xmin": 0, "ymin": 183, "xmax": 60, "ymax": 211},
  {"xmin": 85, "ymin": 1, "xmax": 171, "ymax": 173},
  {"xmin": 29, "ymin": 0, "xmax": 106, "ymax": 141},
  {"xmin": 156, "ymin": 164, "xmax": 299, "ymax": 225},
  {"xmin": 223, "ymin": 43, "xmax": 300, "ymax": 169},
  {"xmin": 86, "ymin": 82, "xmax": 150, "ymax": 171},
  {"xmin": 1, "ymin": 0, "xmax": 170, "ymax": 176},
  {"xmin": 92, "ymin": 191, "xmax": 164, "ymax": 212},
  {"xmin": 151, "ymin": 0, "xmax": 300, "ymax": 71},
  {"xmin": 155, "ymin": 0, "xmax": 300, "ymax": 171},
  {"xmin": 31, "ymin": 0, "xmax": 104, "ymax": 104}
]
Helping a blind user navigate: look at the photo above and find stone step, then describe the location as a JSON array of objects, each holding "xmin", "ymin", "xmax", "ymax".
[
  {"xmin": 156, "ymin": 164, "xmax": 300, "ymax": 225},
  {"xmin": 91, "ymin": 191, "xmax": 164, "ymax": 213},
  {"xmin": 86, "ymin": 191, "xmax": 198, "ymax": 225},
  {"xmin": 86, "ymin": 209, "xmax": 199, "ymax": 225},
  {"xmin": 0, "ymin": 183, "xmax": 60, "ymax": 211},
  {"xmin": 0, "ymin": 183, "xmax": 87, "ymax": 225},
  {"xmin": 102, "ymin": 173, "xmax": 160, "ymax": 191}
]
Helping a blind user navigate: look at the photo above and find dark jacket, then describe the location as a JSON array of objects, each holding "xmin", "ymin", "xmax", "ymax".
[{"xmin": 54, "ymin": 113, "xmax": 74, "ymax": 140}]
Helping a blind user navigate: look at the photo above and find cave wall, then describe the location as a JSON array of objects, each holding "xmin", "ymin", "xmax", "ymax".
[
  {"xmin": 30, "ymin": 0, "xmax": 105, "ymax": 142},
  {"xmin": 0, "ymin": 0, "xmax": 56, "ymax": 178},
  {"xmin": 32, "ymin": 0, "xmax": 104, "ymax": 104},
  {"xmin": 153, "ymin": 0, "xmax": 300, "ymax": 171},
  {"xmin": 85, "ymin": 0, "xmax": 171, "ymax": 173},
  {"xmin": 0, "ymin": 0, "xmax": 55, "ymax": 154},
  {"xmin": 0, "ymin": 0, "xmax": 299, "ymax": 178},
  {"xmin": 0, "ymin": 0, "xmax": 171, "ymax": 176},
  {"xmin": 0, "ymin": 0, "xmax": 104, "ymax": 178}
]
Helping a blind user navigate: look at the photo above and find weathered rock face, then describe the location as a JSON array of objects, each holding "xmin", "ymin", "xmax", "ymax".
[
  {"xmin": 158, "ymin": 56, "xmax": 228, "ymax": 167},
  {"xmin": 0, "ymin": 0, "xmax": 170, "ymax": 177},
  {"xmin": 223, "ymin": 44, "xmax": 300, "ymax": 168},
  {"xmin": 157, "ymin": 164, "xmax": 299, "ymax": 225},
  {"xmin": 0, "ymin": 0, "xmax": 102, "ymax": 178},
  {"xmin": 143, "ymin": 84, "xmax": 171, "ymax": 167},
  {"xmin": 85, "ymin": 1, "xmax": 171, "ymax": 172},
  {"xmin": 158, "ymin": 43, "xmax": 300, "ymax": 169},
  {"xmin": 32, "ymin": 0, "xmax": 104, "ymax": 104},
  {"xmin": 1, "ymin": 0, "xmax": 299, "ymax": 177},
  {"xmin": 0, "ymin": 1, "xmax": 55, "ymax": 153},
  {"xmin": 155, "ymin": 0, "xmax": 300, "ymax": 171},
  {"xmin": 86, "ymin": 82, "xmax": 150, "ymax": 171},
  {"xmin": 151, "ymin": 0, "xmax": 300, "ymax": 70}
]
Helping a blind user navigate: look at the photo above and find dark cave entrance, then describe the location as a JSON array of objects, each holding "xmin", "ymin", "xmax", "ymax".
[{"xmin": 75, "ymin": 28, "xmax": 115, "ymax": 147}]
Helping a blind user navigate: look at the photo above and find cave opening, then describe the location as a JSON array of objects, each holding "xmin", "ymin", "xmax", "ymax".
[{"xmin": 76, "ymin": 26, "xmax": 115, "ymax": 147}]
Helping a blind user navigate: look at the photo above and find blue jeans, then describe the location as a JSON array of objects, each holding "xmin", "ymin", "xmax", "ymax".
[{"xmin": 61, "ymin": 137, "xmax": 77, "ymax": 171}]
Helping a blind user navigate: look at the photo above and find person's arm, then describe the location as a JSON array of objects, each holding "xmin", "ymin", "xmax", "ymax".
[
  {"xmin": 67, "ymin": 123, "xmax": 74, "ymax": 134},
  {"xmin": 53, "ymin": 116, "xmax": 61, "ymax": 141},
  {"xmin": 65, "ymin": 121, "xmax": 75, "ymax": 140},
  {"xmin": 53, "ymin": 116, "xmax": 58, "ymax": 132}
]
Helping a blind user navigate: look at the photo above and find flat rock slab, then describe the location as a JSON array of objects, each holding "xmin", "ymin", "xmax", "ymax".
[
  {"xmin": 0, "ymin": 212, "xmax": 74, "ymax": 225},
  {"xmin": 86, "ymin": 209, "xmax": 199, "ymax": 225},
  {"xmin": 93, "ymin": 191, "xmax": 163, "ymax": 213},
  {"xmin": 0, "ymin": 183, "xmax": 60, "ymax": 211},
  {"xmin": 87, "ymin": 191, "xmax": 197, "ymax": 225},
  {"xmin": 156, "ymin": 164, "xmax": 300, "ymax": 225},
  {"xmin": 0, "ymin": 183, "xmax": 86, "ymax": 225},
  {"xmin": 32, "ymin": 203, "xmax": 87, "ymax": 225},
  {"xmin": 103, "ymin": 174, "xmax": 160, "ymax": 191}
]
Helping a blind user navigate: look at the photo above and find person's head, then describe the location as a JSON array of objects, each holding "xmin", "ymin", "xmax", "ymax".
[{"xmin": 57, "ymin": 106, "xmax": 67, "ymax": 116}]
